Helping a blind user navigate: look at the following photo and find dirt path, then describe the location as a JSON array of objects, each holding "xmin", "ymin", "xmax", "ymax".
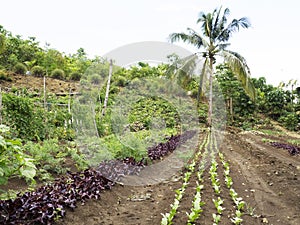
[{"xmin": 57, "ymin": 130, "xmax": 300, "ymax": 225}]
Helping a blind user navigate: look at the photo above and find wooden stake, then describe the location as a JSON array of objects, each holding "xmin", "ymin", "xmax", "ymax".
[
  {"xmin": 0, "ymin": 87, "xmax": 2, "ymax": 124},
  {"xmin": 102, "ymin": 59, "xmax": 113, "ymax": 116},
  {"xmin": 43, "ymin": 76, "xmax": 46, "ymax": 109}
]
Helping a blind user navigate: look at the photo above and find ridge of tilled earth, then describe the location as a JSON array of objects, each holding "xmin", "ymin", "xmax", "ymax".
[{"xmin": 222, "ymin": 130, "xmax": 300, "ymax": 225}]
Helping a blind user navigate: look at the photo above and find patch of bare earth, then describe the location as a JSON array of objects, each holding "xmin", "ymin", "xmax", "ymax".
[{"xmin": 0, "ymin": 73, "xmax": 78, "ymax": 94}]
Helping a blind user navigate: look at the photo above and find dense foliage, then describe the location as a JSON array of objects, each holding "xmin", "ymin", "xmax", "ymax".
[
  {"xmin": 0, "ymin": 25, "xmax": 94, "ymax": 80},
  {"xmin": 0, "ymin": 169, "xmax": 113, "ymax": 224},
  {"xmin": 216, "ymin": 65, "xmax": 300, "ymax": 130},
  {"xmin": 0, "ymin": 125, "xmax": 36, "ymax": 185}
]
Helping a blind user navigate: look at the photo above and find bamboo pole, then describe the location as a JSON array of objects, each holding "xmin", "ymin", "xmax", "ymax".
[
  {"xmin": 43, "ymin": 76, "xmax": 46, "ymax": 110},
  {"xmin": 102, "ymin": 59, "xmax": 113, "ymax": 116},
  {"xmin": 0, "ymin": 87, "xmax": 2, "ymax": 124}
]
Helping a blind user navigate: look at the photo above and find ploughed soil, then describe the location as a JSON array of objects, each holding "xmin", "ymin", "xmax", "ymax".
[{"xmin": 53, "ymin": 128, "xmax": 300, "ymax": 225}]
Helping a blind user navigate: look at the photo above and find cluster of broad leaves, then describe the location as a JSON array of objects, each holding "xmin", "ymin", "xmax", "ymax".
[
  {"xmin": 97, "ymin": 157, "xmax": 145, "ymax": 182},
  {"xmin": 0, "ymin": 169, "xmax": 113, "ymax": 225},
  {"xmin": 270, "ymin": 142, "xmax": 300, "ymax": 155},
  {"xmin": 0, "ymin": 125, "xmax": 36, "ymax": 185}
]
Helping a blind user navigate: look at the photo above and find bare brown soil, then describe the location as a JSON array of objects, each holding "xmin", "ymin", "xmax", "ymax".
[
  {"xmin": 0, "ymin": 73, "xmax": 78, "ymax": 94},
  {"xmin": 54, "ymin": 129, "xmax": 300, "ymax": 225}
]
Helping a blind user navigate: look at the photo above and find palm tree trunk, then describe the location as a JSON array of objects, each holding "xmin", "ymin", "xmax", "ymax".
[{"xmin": 207, "ymin": 58, "xmax": 214, "ymax": 127}]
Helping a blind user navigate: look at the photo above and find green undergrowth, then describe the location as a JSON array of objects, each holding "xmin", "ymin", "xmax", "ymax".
[{"xmin": 24, "ymin": 139, "xmax": 88, "ymax": 182}]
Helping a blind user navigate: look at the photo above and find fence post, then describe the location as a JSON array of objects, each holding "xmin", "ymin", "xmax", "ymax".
[
  {"xmin": 102, "ymin": 59, "xmax": 113, "ymax": 116},
  {"xmin": 0, "ymin": 87, "xmax": 2, "ymax": 124},
  {"xmin": 44, "ymin": 76, "xmax": 46, "ymax": 109}
]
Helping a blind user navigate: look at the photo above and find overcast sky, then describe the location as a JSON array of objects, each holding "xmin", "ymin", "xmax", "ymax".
[{"xmin": 1, "ymin": 0, "xmax": 299, "ymax": 86}]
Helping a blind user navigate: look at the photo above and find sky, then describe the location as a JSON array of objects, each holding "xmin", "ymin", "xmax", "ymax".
[{"xmin": 1, "ymin": 0, "xmax": 300, "ymax": 86}]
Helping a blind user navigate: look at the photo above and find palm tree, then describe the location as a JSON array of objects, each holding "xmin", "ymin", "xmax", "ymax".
[{"xmin": 170, "ymin": 7, "xmax": 256, "ymax": 127}]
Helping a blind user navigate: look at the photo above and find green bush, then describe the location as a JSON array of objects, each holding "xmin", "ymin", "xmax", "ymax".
[
  {"xmin": 50, "ymin": 68, "xmax": 65, "ymax": 79},
  {"xmin": 99, "ymin": 133, "xmax": 148, "ymax": 162},
  {"xmin": 2, "ymin": 93, "xmax": 47, "ymax": 140},
  {"xmin": 31, "ymin": 65, "xmax": 45, "ymax": 77},
  {"xmin": 0, "ymin": 125, "xmax": 36, "ymax": 185},
  {"xmin": 24, "ymin": 139, "xmax": 66, "ymax": 180},
  {"xmin": 114, "ymin": 75, "xmax": 127, "ymax": 87},
  {"xmin": 14, "ymin": 63, "xmax": 27, "ymax": 75},
  {"xmin": 88, "ymin": 73, "xmax": 102, "ymax": 85},
  {"xmin": 0, "ymin": 70, "xmax": 12, "ymax": 81},
  {"xmin": 128, "ymin": 97, "xmax": 180, "ymax": 131},
  {"xmin": 69, "ymin": 71, "xmax": 82, "ymax": 81},
  {"xmin": 279, "ymin": 113, "xmax": 299, "ymax": 131}
]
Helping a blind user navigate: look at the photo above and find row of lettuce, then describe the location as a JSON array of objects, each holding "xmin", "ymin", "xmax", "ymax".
[{"xmin": 161, "ymin": 131, "xmax": 249, "ymax": 225}]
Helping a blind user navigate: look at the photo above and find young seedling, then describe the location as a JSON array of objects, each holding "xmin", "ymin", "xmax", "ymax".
[
  {"xmin": 212, "ymin": 213, "xmax": 221, "ymax": 224},
  {"xmin": 213, "ymin": 197, "xmax": 225, "ymax": 214}
]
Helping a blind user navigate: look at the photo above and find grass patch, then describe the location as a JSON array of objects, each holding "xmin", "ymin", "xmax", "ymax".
[
  {"xmin": 287, "ymin": 139, "xmax": 300, "ymax": 146},
  {"xmin": 258, "ymin": 129, "xmax": 284, "ymax": 136}
]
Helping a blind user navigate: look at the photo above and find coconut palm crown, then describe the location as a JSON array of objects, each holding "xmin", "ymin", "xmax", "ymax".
[{"xmin": 169, "ymin": 7, "xmax": 256, "ymax": 127}]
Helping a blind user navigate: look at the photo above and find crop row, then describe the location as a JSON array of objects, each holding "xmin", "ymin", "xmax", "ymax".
[
  {"xmin": 161, "ymin": 132, "xmax": 210, "ymax": 225},
  {"xmin": 161, "ymin": 130, "xmax": 250, "ymax": 225},
  {"xmin": 186, "ymin": 132, "xmax": 210, "ymax": 224}
]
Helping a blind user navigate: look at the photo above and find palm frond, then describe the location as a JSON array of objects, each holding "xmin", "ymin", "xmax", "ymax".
[
  {"xmin": 177, "ymin": 54, "xmax": 198, "ymax": 78},
  {"xmin": 212, "ymin": 7, "xmax": 229, "ymax": 41},
  {"xmin": 211, "ymin": 7, "xmax": 223, "ymax": 39},
  {"xmin": 220, "ymin": 50, "xmax": 256, "ymax": 100},
  {"xmin": 197, "ymin": 11, "xmax": 213, "ymax": 38},
  {"xmin": 218, "ymin": 43, "xmax": 230, "ymax": 50},
  {"xmin": 186, "ymin": 28, "xmax": 209, "ymax": 48},
  {"xmin": 169, "ymin": 29, "xmax": 208, "ymax": 49},
  {"xmin": 217, "ymin": 17, "xmax": 251, "ymax": 42}
]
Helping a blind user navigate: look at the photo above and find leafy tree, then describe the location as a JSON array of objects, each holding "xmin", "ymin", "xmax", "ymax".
[
  {"xmin": 170, "ymin": 7, "xmax": 255, "ymax": 127},
  {"xmin": 0, "ymin": 33, "xmax": 5, "ymax": 54},
  {"xmin": 215, "ymin": 64, "xmax": 255, "ymax": 124}
]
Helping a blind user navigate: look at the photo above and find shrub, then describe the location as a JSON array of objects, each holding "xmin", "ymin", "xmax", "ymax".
[
  {"xmin": 50, "ymin": 68, "xmax": 65, "ymax": 79},
  {"xmin": 69, "ymin": 71, "xmax": 82, "ymax": 81},
  {"xmin": 14, "ymin": 63, "xmax": 27, "ymax": 75},
  {"xmin": 89, "ymin": 73, "xmax": 102, "ymax": 85},
  {"xmin": 2, "ymin": 93, "xmax": 47, "ymax": 140},
  {"xmin": 279, "ymin": 113, "xmax": 299, "ymax": 131},
  {"xmin": 0, "ymin": 125, "xmax": 36, "ymax": 185},
  {"xmin": 31, "ymin": 66, "xmax": 45, "ymax": 77},
  {"xmin": 0, "ymin": 70, "xmax": 12, "ymax": 82},
  {"xmin": 114, "ymin": 75, "xmax": 127, "ymax": 87}
]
